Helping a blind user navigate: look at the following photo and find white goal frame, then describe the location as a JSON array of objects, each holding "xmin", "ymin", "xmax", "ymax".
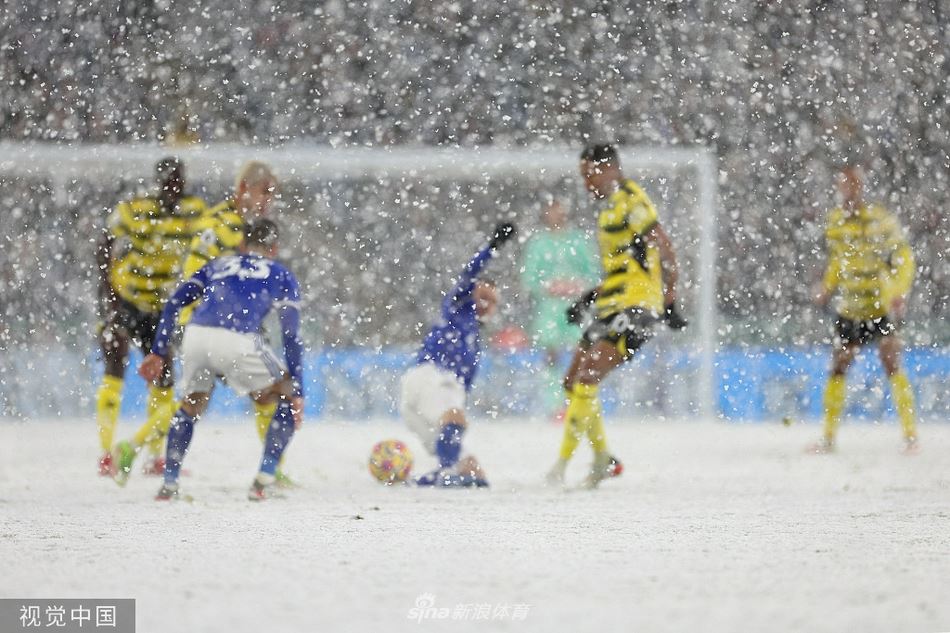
[{"xmin": 0, "ymin": 142, "xmax": 720, "ymax": 419}]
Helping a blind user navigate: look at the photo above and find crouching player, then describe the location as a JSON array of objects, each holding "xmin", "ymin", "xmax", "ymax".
[
  {"xmin": 400, "ymin": 223, "xmax": 516, "ymax": 487},
  {"xmin": 138, "ymin": 219, "xmax": 304, "ymax": 500}
]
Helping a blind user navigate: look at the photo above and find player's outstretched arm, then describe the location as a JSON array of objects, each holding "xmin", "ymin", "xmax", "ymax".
[
  {"xmin": 647, "ymin": 223, "xmax": 687, "ymax": 329},
  {"xmin": 140, "ymin": 273, "xmax": 208, "ymax": 383},
  {"xmin": 154, "ymin": 273, "xmax": 208, "ymax": 351},
  {"xmin": 447, "ymin": 222, "xmax": 517, "ymax": 304},
  {"xmin": 488, "ymin": 222, "xmax": 516, "ymax": 251}
]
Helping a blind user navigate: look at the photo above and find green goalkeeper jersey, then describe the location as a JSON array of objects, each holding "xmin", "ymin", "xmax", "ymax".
[{"xmin": 521, "ymin": 228, "xmax": 599, "ymax": 349}]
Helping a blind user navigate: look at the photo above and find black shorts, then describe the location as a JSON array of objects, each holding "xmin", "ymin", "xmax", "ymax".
[
  {"xmin": 103, "ymin": 297, "xmax": 161, "ymax": 356},
  {"xmin": 835, "ymin": 315, "xmax": 896, "ymax": 346},
  {"xmin": 581, "ymin": 307, "xmax": 658, "ymax": 360}
]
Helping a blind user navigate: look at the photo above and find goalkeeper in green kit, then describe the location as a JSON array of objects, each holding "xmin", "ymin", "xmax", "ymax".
[{"xmin": 521, "ymin": 200, "xmax": 599, "ymax": 418}]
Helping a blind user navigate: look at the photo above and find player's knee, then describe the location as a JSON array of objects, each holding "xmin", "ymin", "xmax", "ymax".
[
  {"xmin": 562, "ymin": 368, "xmax": 579, "ymax": 391},
  {"xmin": 879, "ymin": 348, "xmax": 901, "ymax": 376},
  {"xmin": 102, "ymin": 353, "xmax": 128, "ymax": 377},
  {"xmin": 830, "ymin": 357, "xmax": 850, "ymax": 376},
  {"xmin": 252, "ymin": 378, "xmax": 294, "ymax": 404},
  {"xmin": 457, "ymin": 455, "xmax": 484, "ymax": 479},
  {"xmin": 830, "ymin": 359, "xmax": 852, "ymax": 376},
  {"xmin": 576, "ymin": 363, "xmax": 605, "ymax": 385},
  {"xmin": 439, "ymin": 408, "xmax": 467, "ymax": 429},
  {"xmin": 830, "ymin": 349, "xmax": 854, "ymax": 376},
  {"xmin": 100, "ymin": 334, "xmax": 129, "ymax": 376},
  {"xmin": 182, "ymin": 392, "xmax": 209, "ymax": 416}
]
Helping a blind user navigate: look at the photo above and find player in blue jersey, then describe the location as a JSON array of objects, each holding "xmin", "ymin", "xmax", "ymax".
[
  {"xmin": 137, "ymin": 219, "xmax": 305, "ymax": 501},
  {"xmin": 400, "ymin": 222, "xmax": 516, "ymax": 488}
]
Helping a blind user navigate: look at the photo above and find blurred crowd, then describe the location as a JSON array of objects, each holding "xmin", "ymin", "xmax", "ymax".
[{"xmin": 1, "ymin": 0, "xmax": 947, "ymax": 348}]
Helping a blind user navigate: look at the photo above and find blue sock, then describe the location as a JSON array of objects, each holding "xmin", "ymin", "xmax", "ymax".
[
  {"xmin": 435, "ymin": 423, "xmax": 464, "ymax": 468},
  {"xmin": 260, "ymin": 400, "xmax": 296, "ymax": 476},
  {"xmin": 164, "ymin": 408, "xmax": 196, "ymax": 485}
]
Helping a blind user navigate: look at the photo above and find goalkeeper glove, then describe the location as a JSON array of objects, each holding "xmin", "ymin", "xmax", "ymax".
[
  {"xmin": 663, "ymin": 302, "xmax": 688, "ymax": 330},
  {"xmin": 566, "ymin": 288, "xmax": 598, "ymax": 325},
  {"xmin": 488, "ymin": 222, "xmax": 516, "ymax": 250}
]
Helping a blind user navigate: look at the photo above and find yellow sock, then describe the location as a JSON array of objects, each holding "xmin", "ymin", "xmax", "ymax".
[
  {"xmin": 133, "ymin": 386, "xmax": 176, "ymax": 455},
  {"xmin": 585, "ymin": 395, "xmax": 608, "ymax": 455},
  {"xmin": 560, "ymin": 383, "xmax": 598, "ymax": 460},
  {"xmin": 889, "ymin": 372, "xmax": 917, "ymax": 440},
  {"xmin": 96, "ymin": 375, "xmax": 124, "ymax": 452},
  {"xmin": 823, "ymin": 374, "xmax": 846, "ymax": 442},
  {"xmin": 254, "ymin": 400, "xmax": 278, "ymax": 442},
  {"xmin": 559, "ymin": 403, "xmax": 583, "ymax": 461},
  {"xmin": 254, "ymin": 400, "xmax": 283, "ymax": 471}
]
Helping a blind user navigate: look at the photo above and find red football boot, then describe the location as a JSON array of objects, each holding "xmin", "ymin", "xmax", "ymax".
[
  {"xmin": 141, "ymin": 456, "xmax": 165, "ymax": 476},
  {"xmin": 98, "ymin": 453, "xmax": 113, "ymax": 477}
]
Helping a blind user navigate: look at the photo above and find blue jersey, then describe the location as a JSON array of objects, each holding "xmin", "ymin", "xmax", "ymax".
[
  {"xmin": 417, "ymin": 244, "xmax": 495, "ymax": 391},
  {"xmin": 152, "ymin": 254, "xmax": 305, "ymax": 396},
  {"xmin": 187, "ymin": 255, "xmax": 300, "ymax": 333}
]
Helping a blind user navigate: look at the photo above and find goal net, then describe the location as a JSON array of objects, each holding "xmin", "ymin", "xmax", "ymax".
[{"xmin": 0, "ymin": 143, "xmax": 719, "ymax": 420}]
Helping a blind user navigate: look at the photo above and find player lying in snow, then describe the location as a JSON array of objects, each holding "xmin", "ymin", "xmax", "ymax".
[
  {"xmin": 399, "ymin": 222, "xmax": 516, "ymax": 487},
  {"xmin": 138, "ymin": 219, "xmax": 304, "ymax": 501}
]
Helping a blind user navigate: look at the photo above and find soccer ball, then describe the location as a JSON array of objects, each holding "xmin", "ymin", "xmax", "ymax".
[{"xmin": 368, "ymin": 439, "xmax": 413, "ymax": 484}]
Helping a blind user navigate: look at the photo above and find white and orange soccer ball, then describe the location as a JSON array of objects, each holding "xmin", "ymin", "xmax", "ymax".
[{"xmin": 368, "ymin": 439, "xmax": 414, "ymax": 484}]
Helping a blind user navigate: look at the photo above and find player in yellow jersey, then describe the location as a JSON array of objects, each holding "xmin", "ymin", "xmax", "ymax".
[
  {"xmin": 547, "ymin": 144, "xmax": 686, "ymax": 488},
  {"xmin": 811, "ymin": 165, "xmax": 917, "ymax": 453},
  {"xmin": 95, "ymin": 158, "xmax": 205, "ymax": 475},
  {"xmin": 113, "ymin": 161, "xmax": 285, "ymax": 483},
  {"xmin": 181, "ymin": 161, "xmax": 277, "ymax": 279}
]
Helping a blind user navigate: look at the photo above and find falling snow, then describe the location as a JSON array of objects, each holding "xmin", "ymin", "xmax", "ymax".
[{"xmin": 0, "ymin": 1, "xmax": 947, "ymax": 631}]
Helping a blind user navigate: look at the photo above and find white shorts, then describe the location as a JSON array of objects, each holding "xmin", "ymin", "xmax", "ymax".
[
  {"xmin": 180, "ymin": 325, "xmax": 285, "ymax": 396},
  {"xmin": 399, "ymin": 362, "xmax": 466, "ymax": 454}
]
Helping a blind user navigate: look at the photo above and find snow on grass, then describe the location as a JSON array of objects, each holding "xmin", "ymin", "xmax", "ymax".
[{"xmin": 1, "ymin": 418, "xmax": 948, "ymax": 632}]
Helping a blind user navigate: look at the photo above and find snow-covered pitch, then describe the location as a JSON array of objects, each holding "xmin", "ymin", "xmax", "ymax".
[{"xmin": 2, "ymin": 418, "xmax": 948, "ymax": 632}]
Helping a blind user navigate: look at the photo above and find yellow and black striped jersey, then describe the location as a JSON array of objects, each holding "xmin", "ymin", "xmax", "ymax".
[
  {"xmin": 178, "ymin": 199, "xmax": 246, "ymax": 324},
  {"xmin": 594, "ymin": 179, "xmax": 665, "ymax": 317},
  {"xmin": 181, "ymin": 199, "xmax": 246, "ymax": 278},
  {"xmin": 823, "ymin": 204, "xmax": 915, "ymax": 320},
  {"xmin": 107, "ymin": 195, "xmax": 206, "ymax": 313}
]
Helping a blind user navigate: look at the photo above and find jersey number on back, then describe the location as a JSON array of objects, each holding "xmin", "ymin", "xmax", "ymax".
[{"xmin": 210, "ymin": 258, "xmax": 272, "ymax": 281}]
